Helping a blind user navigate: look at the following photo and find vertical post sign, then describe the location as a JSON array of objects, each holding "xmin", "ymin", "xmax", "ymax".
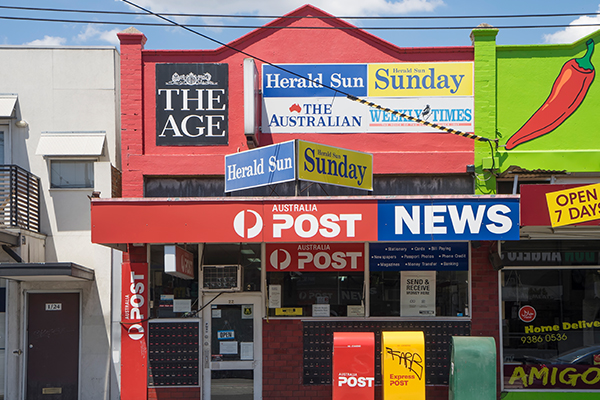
[
  {"xmin": 121, "ymin": 262, "xmax": 149, "ymax": 398},
  {"xmin": 156, "ymin": 63, "xmax": 229, "ymax": 146}
]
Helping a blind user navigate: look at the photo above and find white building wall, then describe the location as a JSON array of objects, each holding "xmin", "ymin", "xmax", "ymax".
[{"xmin": 0, "ymin": 46, "xmax": 121, "ymax": 400}]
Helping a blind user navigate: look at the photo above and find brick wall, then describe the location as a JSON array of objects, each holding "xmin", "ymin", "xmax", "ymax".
[
  {"xmin": 263, "ymin": 320, "xmax": 453, "ymax": 400},
  {"xmin": 470, "ymin": 240, "xmax": 502, "ymax": 397}
]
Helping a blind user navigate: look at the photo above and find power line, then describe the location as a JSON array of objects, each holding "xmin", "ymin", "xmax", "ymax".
[
  {"xmin": 0, "ymin": 14, "xmax": 599, "ymax": 31},
  {"xmin": 0, "ymin": 4, "xmax": 598, "ymax": 21}
]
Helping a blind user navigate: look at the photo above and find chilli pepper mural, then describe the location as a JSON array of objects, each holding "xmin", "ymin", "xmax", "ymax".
[{"xmin": 505, "ymin": 39, "xmax": 595, "ymax": 150}]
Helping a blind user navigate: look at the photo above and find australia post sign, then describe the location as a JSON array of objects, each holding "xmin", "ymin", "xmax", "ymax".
[
  {"xmin": 266, "ymin": 243, "xmax": 365, "ymax": 272},
  {"xmin": 91, "ymin": 196, "xmax": 519, "ymax": 245}
]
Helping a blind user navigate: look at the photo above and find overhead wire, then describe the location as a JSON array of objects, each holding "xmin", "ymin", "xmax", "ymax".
[
  {"xmin": 0, "ymin": 4, "xmax": 599, "ymax": 21},
  {"xmin": 0, "ymin": 13, "xmax": 599, "ymax": 30}
]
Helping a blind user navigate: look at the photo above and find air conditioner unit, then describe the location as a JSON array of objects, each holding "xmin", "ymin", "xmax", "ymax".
[{"xmin": 202, "ymin": 265, "xmax": 241, "ymax": 291}]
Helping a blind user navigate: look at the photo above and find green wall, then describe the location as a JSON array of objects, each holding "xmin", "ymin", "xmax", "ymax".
[{"xmin": 473, "ymin": 29, "xmax": 600, "ymax": 194}]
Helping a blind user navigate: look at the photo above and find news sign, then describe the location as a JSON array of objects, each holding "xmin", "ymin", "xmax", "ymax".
[
  {"xmin": 266, "ymin": 243, "xmax": 365, "ymax": 272},
  {"xmin": 377, "ymin": 198, "xmax": 519, "ymax": 241}
]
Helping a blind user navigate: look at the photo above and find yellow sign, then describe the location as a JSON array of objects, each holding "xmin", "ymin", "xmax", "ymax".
[
  {"xmin": 546, "ymin": 183, "xmax": 600, "ymax": 227},
  {"xmin": 298, "ymin": 140, "xmax": 373, "ymax": 190},
  {"xmin": 368, "ymin": 62, "xmax": 473, "ymax": 97},
  {"xmin": 275, "ymin": 307, "xmax": 303, "ymax": 316},
  {"xmin": 382, "ymin": 331, "xmax": 425, "ymax": 399}
]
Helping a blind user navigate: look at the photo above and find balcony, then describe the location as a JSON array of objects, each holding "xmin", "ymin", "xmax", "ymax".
[{"xmin": 0, "ymin": 165, "xmax": 40, "ymax": 233}]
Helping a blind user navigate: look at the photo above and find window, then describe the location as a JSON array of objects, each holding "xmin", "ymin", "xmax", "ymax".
[
  {"xmin": 50, "ymin": 160, "xmax": 94, "ymax": 188},
  {"xmin": 369, "ymin": 242, "xmax": 469, "ymax": 317},
  {"xmin": 502, "ymin": 268, "xmax": 600, "ymax": 391}
]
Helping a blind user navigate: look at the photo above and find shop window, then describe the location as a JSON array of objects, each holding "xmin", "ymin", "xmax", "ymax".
[
  {"xmin": 50, "ymin": 160, "xmax": 94, "ymax": 188},
  {"xmin": 369, "ymin": 242, "xmax": 470, "ymax": 317},
  {"xmin": 502, "ymin": 268, "xmax": 600, "ymax": 391},
  {"xmin": 370, "ymin": 270, "xmax": 469, "ymax": 317},
  {"xmin": 267, "ymin": 271, "xmax": 364, "ymax": 317},
  {"xmin": 149, "ymin": 245, "xmax": 199, "ymax": 318}
]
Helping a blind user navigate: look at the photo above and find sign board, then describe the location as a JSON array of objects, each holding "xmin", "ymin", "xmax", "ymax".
[
  {"xmin": 370, "ymin": 242, "xmax": 468, "ymax": 271},
  {"xmin": 382, "ymin": 331, "xmax": 425, "ymax": 399},
  {"xmin": 156, "ymin": 63, "xmax": 228, "ymax": 146},
  {"xmin": 225, "ymin": 140, "xmax": 296, "ymax": 192},
  {"xmin": 164, "ymin": 245, "xmax": 195, "ymax": 279},
  {"xmin": 400, "ymin": 271, "xmax": 436, "ymax": 317},
  {"xmin": 243, "ymin": 58, "xmax": 261, "ymax": 146},
  {"xmin": 266, "ymin": 243, "xmax": 364, "ymax": 272},
  {"xmin": 545, "ymin": 183, "xmax": 600, "ymax": 227},
  {"xmin": 262, "ymin": 63, "xmax": 474, "ymax": 134},
  {"xmin": 378, "ymin": 198, "xmax": 520, "ymax": 241},
  {"xmin": 263, "ymin": 200, "xmax": 378, "ymax": 242},
  {"xmin": 121, "ymin": 262, "xmax": 149, "ymax": 397},
  {"xmin": 297, "ymin": 140, "xmax": 373, "ymax": 191}
]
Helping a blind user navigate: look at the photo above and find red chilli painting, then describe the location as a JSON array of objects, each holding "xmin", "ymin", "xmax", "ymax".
[{"xmin": 505, "ymin": 39, "xmax": 595, "ymax": 150}]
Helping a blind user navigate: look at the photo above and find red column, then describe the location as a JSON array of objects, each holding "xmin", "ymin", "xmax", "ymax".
[{"xmin": 117, "ymin": 28, "xmax": 146, "ymax": 198}]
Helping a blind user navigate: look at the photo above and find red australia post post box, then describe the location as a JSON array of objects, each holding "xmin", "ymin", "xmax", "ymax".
[{"xmin": 333, "ymin": 332, "xmax": 375, "ymax": 400}]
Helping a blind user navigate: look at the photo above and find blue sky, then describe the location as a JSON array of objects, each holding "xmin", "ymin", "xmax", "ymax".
[{"xmin": 1, "ymin": 0, "xmax": 600, "ymax": 50}]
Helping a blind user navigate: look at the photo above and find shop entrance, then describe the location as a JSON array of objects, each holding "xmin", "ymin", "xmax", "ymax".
[
  {"xmin": 202, "ymin": 293, "xmax": 262, "ymax": 400},
  {"xmin": 26, "ymin": 292, "xmax": 80, "ymax": 400}
]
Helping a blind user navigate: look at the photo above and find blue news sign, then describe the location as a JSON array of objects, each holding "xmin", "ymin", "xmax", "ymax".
[
  {"xmin": 378, "ymin": 198, "xmax": 520, "ymax": 241},
  {"xmin": 262, "ymin": 64, "xmax": 367, "ymax": 98},
  {"xmin": 225, "ymin": 140, "xmax": 296, "ymax": 192},
  {"xmin": 370, "ymin": 242, "xmax": 469, "ymax": 271}
]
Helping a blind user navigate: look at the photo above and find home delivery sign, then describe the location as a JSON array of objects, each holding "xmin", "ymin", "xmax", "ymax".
[{"xmin": 225, "ymin": 140, "xmax": 373, "ymax": 192}]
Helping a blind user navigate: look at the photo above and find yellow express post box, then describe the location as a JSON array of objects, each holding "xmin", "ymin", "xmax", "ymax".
[{"xmin": 382, "ymin": 331, "xmax": 425, "ymax": 399}]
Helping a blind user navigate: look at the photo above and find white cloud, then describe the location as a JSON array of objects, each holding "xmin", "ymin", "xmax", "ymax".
[
  {"xmin": 25, "ymin": 36, "xmax": 67, "ymax": 46},
  {"xmin": 76, "ymin": 25, "xmax": 121, "ymax": 46},
  {"xmin": 127, "ymin": 0, "xmax": 444, "ymax": 17},
  {"xmin": 543, "ymin": 7, "xmax": 600, "ymax": 44}
]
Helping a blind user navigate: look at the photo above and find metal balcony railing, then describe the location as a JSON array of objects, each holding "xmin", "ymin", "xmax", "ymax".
[{"xmin": 0, "ymin": 165, "xmax": 40, "ymax": 232}]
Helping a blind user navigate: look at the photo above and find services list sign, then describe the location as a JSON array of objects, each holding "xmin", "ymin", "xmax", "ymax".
[{"xmin": 156, "ymin": 63, "xmax": 228, "ymax": 146}]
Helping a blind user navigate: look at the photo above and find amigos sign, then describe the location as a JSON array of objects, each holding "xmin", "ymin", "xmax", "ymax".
[
  {"xmin": 156, "ymin": 63, "xmax": 228, "ymax": 146},
  {"xmin": 262, "ymin": 63, "xmax": 473, "ymax": 134}
]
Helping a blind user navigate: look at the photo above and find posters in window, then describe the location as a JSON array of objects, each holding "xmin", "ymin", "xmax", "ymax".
[{"xmin": 401, "ymin": 271, "xmax": 436, "ymax": 317}]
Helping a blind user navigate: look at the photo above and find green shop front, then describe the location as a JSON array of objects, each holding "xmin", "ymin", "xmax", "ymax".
[{"xmin": 472, "ymin": 24, "xmax": 600, "ymax": 400}]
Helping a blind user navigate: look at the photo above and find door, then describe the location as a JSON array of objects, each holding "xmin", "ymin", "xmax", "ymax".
[
  {"xmin": 202, "ymin": 293, "xmax": 262, "ymax": 400},
  {"xmin": 26, "ymin": 293, "xmax": 80, "ymax": 400}
]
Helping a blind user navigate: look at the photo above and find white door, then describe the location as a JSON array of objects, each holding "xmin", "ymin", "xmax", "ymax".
[{"xmin": 202, "ymin": 293, "xmax": 262, "ymax": 400}]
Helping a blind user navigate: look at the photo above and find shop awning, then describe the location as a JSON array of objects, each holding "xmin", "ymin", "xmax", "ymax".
[
  {"xmin": 0, "ymin": 262, "xmax": 94, "ymax": 281},
  {"xmin": 0, "ymin": 94, "xmax": 17, "ymax": 118},
  {"xmin": 35, "ymin": 132, "xmax": 106, "ymax": 157}
]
